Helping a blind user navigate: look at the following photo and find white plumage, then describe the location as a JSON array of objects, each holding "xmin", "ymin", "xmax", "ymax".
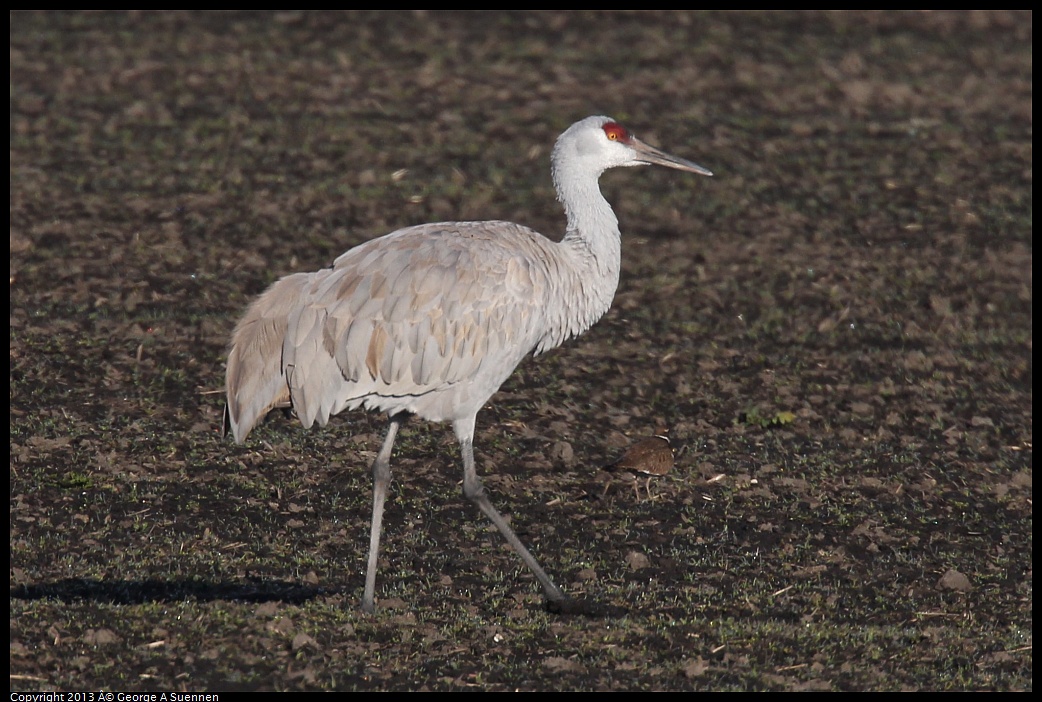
[{"xmin": 225, "ymin": 115, "xmax": 711, "ymax": 613}]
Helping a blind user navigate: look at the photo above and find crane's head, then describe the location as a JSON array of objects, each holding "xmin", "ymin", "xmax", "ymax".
[{"xmin": 553, "ymin": 115, "xmax": 713, "ymax": 178}]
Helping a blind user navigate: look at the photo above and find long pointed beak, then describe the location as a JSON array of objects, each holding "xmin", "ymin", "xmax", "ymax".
[{"xmin": 631, "ymin": 137, "xmax": 713, "ymax": 176}]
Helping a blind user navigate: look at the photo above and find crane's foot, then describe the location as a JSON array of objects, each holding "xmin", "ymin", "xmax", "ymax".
[{"xmin": 544, "ymin": 595, "xmax": 606, "ymax": 617}]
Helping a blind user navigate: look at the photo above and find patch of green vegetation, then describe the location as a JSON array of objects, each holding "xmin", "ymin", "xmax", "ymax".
[{"xmin": 735, "ymin": 408, "xmax": 797, "ymax": 429}]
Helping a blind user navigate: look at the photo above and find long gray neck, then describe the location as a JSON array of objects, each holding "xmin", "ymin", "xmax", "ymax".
[{"xmin": 536, "ymin": 161, "xmax": 622, "ymax": 353}]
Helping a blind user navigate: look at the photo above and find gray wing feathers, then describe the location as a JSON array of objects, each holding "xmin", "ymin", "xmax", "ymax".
[{"xmin": 226, "ymin": 222, "xmax": 564, "ymax": 438}]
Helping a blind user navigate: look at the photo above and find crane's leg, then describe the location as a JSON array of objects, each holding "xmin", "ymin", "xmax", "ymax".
[
  {"xmin": 361, "ymin": 414, "xmax": 403, "ymax": 614},
  {"xmin": 458, "ymin": 437, "xmax": 570, "ymax": 610}
]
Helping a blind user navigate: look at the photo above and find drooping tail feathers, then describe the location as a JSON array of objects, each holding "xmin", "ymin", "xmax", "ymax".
[{"xmin": 224, "ymin": 273, "xmax": 311, "ymax": 443}]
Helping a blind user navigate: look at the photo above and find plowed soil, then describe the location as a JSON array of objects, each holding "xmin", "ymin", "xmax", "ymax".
[{"xmin": 10, "ymin": 10, "xmax": 1031, "ymax": 691}]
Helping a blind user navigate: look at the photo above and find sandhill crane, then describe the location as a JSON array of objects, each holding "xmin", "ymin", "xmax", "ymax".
[{"xmin": 225, "ymin": 115, "xmax": 712, "ymax": 614}]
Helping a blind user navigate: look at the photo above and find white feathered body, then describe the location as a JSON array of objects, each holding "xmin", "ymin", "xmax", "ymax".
[{"xmin": 225, "ymin": 218, "xmax": 620, "ymax": 443}]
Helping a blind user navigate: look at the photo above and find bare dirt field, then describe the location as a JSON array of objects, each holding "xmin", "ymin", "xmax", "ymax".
[{"xmin": 10, "ymin": 10, "xmax": 1032, "ymax": 691}]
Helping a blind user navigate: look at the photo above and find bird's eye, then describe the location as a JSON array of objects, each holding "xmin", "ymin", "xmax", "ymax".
[{"xmin": 602, "ymin": 122, "xmax": 629, "ymax": 143}]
